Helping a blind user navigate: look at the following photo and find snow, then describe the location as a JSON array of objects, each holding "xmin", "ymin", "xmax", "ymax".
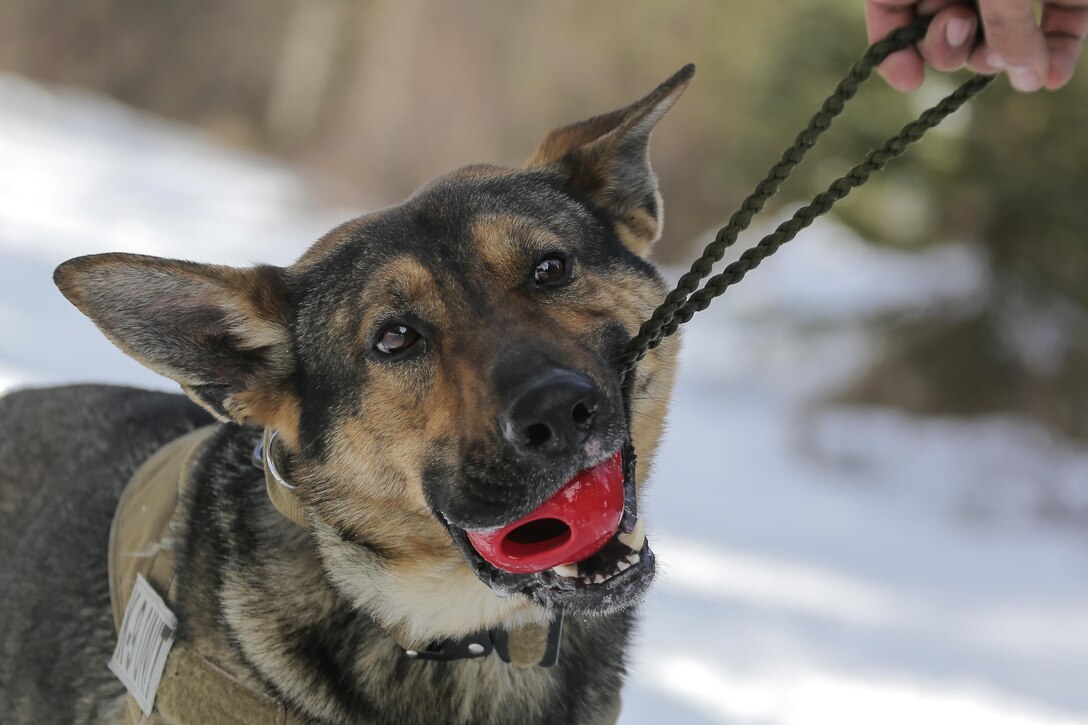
[{"xmin": 2, "ymin": 73, "xmax": 1086, "ymax": 724}]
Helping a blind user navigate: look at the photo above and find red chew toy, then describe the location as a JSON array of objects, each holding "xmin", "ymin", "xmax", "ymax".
[{"xmin": 466, "ymin": 451, "xmax": 624, "ymax": 574}]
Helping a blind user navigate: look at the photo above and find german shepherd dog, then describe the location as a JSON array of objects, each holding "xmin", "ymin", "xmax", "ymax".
[{"xmin": 0, "ymin": 66, "xmax": 691, "ymax": 724}]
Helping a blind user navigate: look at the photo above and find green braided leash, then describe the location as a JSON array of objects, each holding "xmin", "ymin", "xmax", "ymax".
[{"xmin": 617, "ymin": 15, "xmax": 994, "ymax": 385}]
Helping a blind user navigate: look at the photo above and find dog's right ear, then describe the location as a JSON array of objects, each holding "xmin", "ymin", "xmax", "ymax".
[{"xmin": 55, "ymin": 254, "xmax": 297, "ymax": 431}]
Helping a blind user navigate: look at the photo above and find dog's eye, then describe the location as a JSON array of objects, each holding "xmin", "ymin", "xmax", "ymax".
[
  {"xmin": 533, "ymin": 254, "xmax": 570, "ymax": 287},
  {"xmin": 375, "ymin": 324, "xmax": 420, "ymax": 356}
]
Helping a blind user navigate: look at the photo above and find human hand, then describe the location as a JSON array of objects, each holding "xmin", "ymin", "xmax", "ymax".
[{"xmin": 865, "ymin": 0, "xmax": 1088, "ymax": 92}]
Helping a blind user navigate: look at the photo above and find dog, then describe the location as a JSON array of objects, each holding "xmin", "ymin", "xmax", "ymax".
[{"xmin": 0, "ymin": 65, "xmax": 691, "ymax": 724}]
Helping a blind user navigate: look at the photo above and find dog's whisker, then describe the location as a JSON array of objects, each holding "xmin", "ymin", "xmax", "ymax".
[
  {"xmin": 627, "ymin": 394, "xmax": 672, "ymax": 403},
  {"xmin": 628, "ymin": 410, "xmax": 666, "ymax": 425}
]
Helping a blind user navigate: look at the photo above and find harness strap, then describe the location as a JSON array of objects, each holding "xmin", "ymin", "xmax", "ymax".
[
  {"xmin": 109, "ymin": 425, "xmax": 215, "ymax": 630},
  {"xmin": 122, "ymin": 647, "xmax": 303, "ymax": 725}
]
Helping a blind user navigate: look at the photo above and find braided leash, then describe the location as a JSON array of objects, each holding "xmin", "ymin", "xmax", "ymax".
[{"xmin": 617, "ymin": 15, "xmax": 994, "ymax": 385}]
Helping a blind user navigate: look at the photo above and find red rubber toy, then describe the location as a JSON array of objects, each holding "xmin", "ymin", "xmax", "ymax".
[{"xmin": 466, "ymin": 451, "xmax": 625, "ymax": 574}]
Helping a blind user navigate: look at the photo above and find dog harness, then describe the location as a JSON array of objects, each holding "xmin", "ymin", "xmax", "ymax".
[{"xmin": 108, "ymin": 426, "xmax": 573, "ymax": 724}]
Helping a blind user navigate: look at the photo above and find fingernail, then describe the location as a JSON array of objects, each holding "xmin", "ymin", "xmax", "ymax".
[
  {"xmin": 1008, "ymin": 66, "xmax": 1042, "ymax": 92},
  {"xmin": 945, "ymin": 18, "xmax": 973, "ymax": 48},
  {"xmin": 986, "ymin": 52, "xmax": 1005, "ymax": 69}
]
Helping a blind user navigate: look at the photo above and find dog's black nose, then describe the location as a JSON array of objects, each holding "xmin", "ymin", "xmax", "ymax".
[{"xmin": 502, "ymin": 369, "xmax": 600, "ymax": 456}]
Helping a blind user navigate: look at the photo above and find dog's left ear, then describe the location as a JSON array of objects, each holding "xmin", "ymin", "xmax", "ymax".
[
  {"xmin": 54, "ymin": 254, "xmax": 297, "ymax": 431},
  {"xmin": 526, "ymin": 64, "xmax": 694, "ymax": 257}
]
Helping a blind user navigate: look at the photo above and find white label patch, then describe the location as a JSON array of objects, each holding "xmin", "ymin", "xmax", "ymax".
[{"xmin": 108, "ymin": 573, "xmax": 177, "ymax": 716}]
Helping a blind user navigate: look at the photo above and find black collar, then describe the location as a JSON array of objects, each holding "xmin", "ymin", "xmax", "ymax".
[{"xmin": 403, "ymin": 614, "xmax": 563, "ymax": 666}]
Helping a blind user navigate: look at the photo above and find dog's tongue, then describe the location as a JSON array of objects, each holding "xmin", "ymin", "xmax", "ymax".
[{"xmin": 466, "ymin": 452, "xmax": 624, "ymax": 574}]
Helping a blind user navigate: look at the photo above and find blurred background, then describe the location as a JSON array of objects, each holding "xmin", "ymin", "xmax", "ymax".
[{"xmin": 1, "ymin": 1, "xmax": 1086, "ymax": 723}]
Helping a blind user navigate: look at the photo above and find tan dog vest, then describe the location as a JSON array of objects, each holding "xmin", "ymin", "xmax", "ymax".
[{"xmin": 108, "ymin": 427, "xmax": 307, "ymax": 725}]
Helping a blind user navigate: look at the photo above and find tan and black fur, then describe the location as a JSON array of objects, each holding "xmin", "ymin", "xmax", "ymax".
[{"xmin": 0, "ymin": 66, "xmax": 692, "ymax": 724}]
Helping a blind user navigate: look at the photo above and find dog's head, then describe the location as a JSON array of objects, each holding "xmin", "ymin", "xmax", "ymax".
[{"xmin": 56, "ymin": 67, "xmax": 691, "ymax": 639}]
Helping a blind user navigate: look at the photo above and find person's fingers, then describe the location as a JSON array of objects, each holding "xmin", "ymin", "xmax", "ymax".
[
  {"xmin": 880, "ymin": 49, "xmax": 928, "ymax": 90},
  {"xmin": 1041, "ymin": 1, "xmax": 1088, "ymax": 89},
  {"xmin": 866, "ymin": 0, "xmax": 927, "ymax": 90},
  {"xmin": 920, "ymin": 4, "xmax": 980, "ymax": 71},
  {"xmin": 1045, "ymin": 33, "xmax": 1086, "ymax": 87},
  {"xmin": 868, "ymin": 0, "xmax": 1085, "ymax": 91},
  {"xmin": 976, "ymin": 0, "xmax": 1050, "ymax": 91},
  {"xmin": 967, "ymin": 43, "xmax": 1008, "ymax": 74},
  {"xmin": 865, "ymin": 0, "xmax": 919, "ymax": 43}
]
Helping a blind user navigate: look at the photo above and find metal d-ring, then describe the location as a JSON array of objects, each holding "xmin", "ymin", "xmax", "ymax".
[{"xmin": 262, "ymin": 429, "xmax": 298, "ymax": 491}]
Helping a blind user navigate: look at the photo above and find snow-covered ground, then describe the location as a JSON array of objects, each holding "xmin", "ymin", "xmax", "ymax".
[{"xmin": 2, "ymin": 74, "xmax": 1086, "ymax": 724}]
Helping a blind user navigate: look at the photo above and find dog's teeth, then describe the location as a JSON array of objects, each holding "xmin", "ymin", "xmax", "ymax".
[
  {"xmin": 551, "ymin": 563, "xmax": 578, "ymax": 578},
  {"xmin": 617, "ymin": 518, "xmax": 646, "ymax": 552},
  {"xmin": 592, "ymin": 574, "xmax": 607, "ymax": 584},
  {"xmin": 625, "ymin": 553, "xmax": 640, "ymax": 565},
  {"xmin": 614, "ymin": 560, "xmax": 632, "ymax": 574}
]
